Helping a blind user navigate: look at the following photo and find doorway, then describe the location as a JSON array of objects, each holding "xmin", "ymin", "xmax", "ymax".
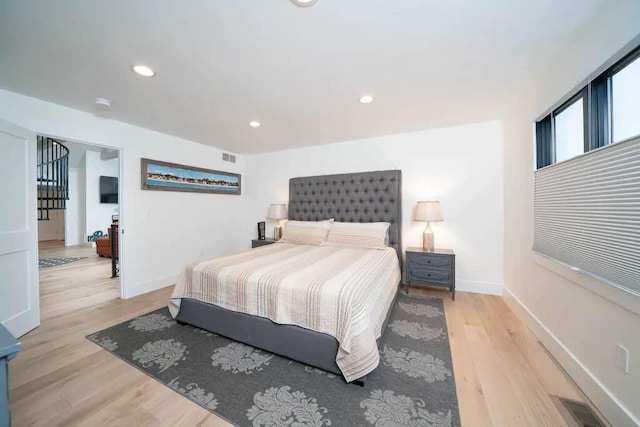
[{"xmin": 36, "ymin": 136, "xmax": 122, "ymax": 321}]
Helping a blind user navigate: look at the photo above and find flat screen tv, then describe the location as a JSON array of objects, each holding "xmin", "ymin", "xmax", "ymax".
[{"xmin": 100, "ymin": 176, "xmax": 118, "ymax": 204}]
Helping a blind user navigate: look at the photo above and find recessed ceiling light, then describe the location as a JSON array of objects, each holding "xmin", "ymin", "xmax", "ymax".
[
  {"xmin": 249, "ymin": 121, "xmax": 261, "ymax": 128},
  {"xmin": 131, "ymin": 64, "xmax": 155, "ymax": 77},
  {"xmin": 359, "ymin": 94, "xmax": 374, "ymax": 104},
  {"xmin": 290, "ymin": 0, "xmax": 319, "ymax": 7}
]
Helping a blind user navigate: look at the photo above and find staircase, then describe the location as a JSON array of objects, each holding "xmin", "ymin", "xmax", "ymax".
[{"xmin": 37, "ymin": 136, "xmax": 69, "ymax": 221}]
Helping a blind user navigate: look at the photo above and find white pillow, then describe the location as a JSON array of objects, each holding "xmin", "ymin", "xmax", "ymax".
[
  {"xmin": 325, "ymin": 222, "xmax": 390, "ymax": 249},
  {"xmin": 279, "ymin": 219, "xmax": 334, "ymax": 245}
]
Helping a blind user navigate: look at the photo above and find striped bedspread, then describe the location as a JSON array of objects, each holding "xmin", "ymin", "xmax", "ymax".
[{"xmin": 169, "ymin": 242, "xmax": 401, "ymax": 381}]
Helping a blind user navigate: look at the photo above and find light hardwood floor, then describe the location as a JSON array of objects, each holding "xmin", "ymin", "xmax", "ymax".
[
  {"xmin": 38, "ymin": 240, "xmax": 120, "ymax": 321},
  {"xmin": 9, "ymin": 248, "xmax": 598, "ymax": 426}
]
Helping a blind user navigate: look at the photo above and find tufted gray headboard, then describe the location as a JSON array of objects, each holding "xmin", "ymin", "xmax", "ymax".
[{"xmin": 289, "ymin": 170, "xmax": 402, "ymax": 262}]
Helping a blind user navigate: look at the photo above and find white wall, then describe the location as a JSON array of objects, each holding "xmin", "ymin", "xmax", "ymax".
[
  {"xmin": 77, "ymin": 154, "xmax": 87, "ymax": 246},
  {"xmin": 0, "ymin": 89, "xmax": 245, "ymax": 298},
  {"xmin": 64, "ymin": 167, "xmax": 81, "ymax": 246},
  {"xmin": 84, "ymin": 150, "xmax": 119, "ymax": 238},
  {"xmin": 37, "ymin": 209, "xmax": 64, "ymax": 241},
  {"xmin": 245, "ymin": 121, "xmax": 504, "ymax": 295},
  {"xmin": 503, "ymin": 1, "xmax": 640, "ymax": 425}
]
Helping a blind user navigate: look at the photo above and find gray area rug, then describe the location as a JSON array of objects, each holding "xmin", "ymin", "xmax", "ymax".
[
  {"xmin": 87, "ymin": 294, "xmax": 460, "ymax": 426},
  {"xmin": 38, "ymin": 256, "xmax": 87, "ymax": 268}
]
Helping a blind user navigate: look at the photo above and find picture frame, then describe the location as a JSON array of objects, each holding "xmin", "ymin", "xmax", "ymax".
[{"xmin": 140, "ymin": 158, "xmax": 241, "ymax": 195}]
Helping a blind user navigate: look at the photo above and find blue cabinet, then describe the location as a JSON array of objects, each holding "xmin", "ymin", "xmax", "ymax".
[{"xmin": 0, "ymin": 325, "xmax": 20, "ymax": 427}]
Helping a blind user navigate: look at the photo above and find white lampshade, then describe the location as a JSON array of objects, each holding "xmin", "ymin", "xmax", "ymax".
[
  {"xmin": 415, "ymin": 201, "xmax": 443, "ymax": 222},
  {"xmin": 267, "ymin": 204, "xmax": 287, "ymax": 220}
]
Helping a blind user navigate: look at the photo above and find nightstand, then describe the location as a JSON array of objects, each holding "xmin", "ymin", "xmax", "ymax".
[
  {"xmin": 252, "ymin": 239, "xmax": 276, "ymax": 248},
  {"xmin": 405, "ymin": 247, "xmax": 456, "ymax": 300}
]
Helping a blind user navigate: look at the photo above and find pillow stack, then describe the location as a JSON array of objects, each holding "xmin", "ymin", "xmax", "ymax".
[
  {"xmin": 325, "ymin": 222, "xmax": 390, "ymax": 249},
  {"xmin": 279, "ymin": 219, "xmax": 334, "ymax": 245},
  {"xmin": 279, "ymin": 219, "xmax": 390, "ymax": 249}
]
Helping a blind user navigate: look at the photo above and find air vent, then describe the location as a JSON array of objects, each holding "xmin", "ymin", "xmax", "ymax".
[
  {"xmin": 222, "ymin": 153, "xmax": 236, "ymax": 163},
  {"xmin": 557, "ymin": 397, "xmax": 605, "ymax": 427}
]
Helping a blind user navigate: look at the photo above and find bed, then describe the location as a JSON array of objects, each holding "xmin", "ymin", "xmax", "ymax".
[{"xmin": 169, "ymin": 170, "xmax": 402, "ymax": 382}]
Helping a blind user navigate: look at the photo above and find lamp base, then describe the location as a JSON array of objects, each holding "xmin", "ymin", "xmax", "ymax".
[
  {"xmin": 274, "ymin": 225, "xmax": 283, "ymax": 241},
  {"xmin": 423, "ymin": 230, "xmax": 434, "ymax": 252}
]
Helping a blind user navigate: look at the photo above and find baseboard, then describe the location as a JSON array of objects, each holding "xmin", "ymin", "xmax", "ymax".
[
  {"xmin": 2, "ymin": 309, "xmax": 38, "ymax": 338},
  {"xmin": 503, "ymin": 287, "xmax": 639, "ymax": 427},
  {"xmin": 123, "ymin": 274, "xmax": 178, "ymax": 299},
  {"xmin": 456, "ymin": 279, "xmax": 503, "ymax": 296}
]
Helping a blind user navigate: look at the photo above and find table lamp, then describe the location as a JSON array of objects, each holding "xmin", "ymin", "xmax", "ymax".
[
  {"xmin": 267, "ymin": 204, "xmax": 287, "ymax": 241},
  {"xmin": 415, "ymin": 201, "xmax": 443, "ymax": 251}
]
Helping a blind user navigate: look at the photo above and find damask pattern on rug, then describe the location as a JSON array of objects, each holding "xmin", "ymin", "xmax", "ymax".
[
  {"xmin": 87, "ymin": 294, "xmax": 460, "ymax": 426},
  {"xmin": 382, "ymin": 345, "xmax": 452, "ymax": 383},
  {"xmin": 128, "ymin": 313, "xmax": 175, "ymax": 332},
  {"xmin": 132, "ymin": 339, "xmax": 188, "ymax": 373},
  {"xmin": 211, "ymin": 342, "xmax": 273, "ymax": 374},
  {"xmin": 389, "ymin": 320, "xmax": 444, "ymax": 341},
  {"xmin": 87, "ymin": 333, "xmax": 118, "ymax": 351},
  {"xmin": 247, "ymin": 386, "xmax": 332, "ymax": 426},
  {"xmin": 168, "ymin": 377, "xmax": 219, "ymax": 410},
  {"xmin": 360, "ymin": 389, "xmax": 453, "ymax": 427},
  {"xmin": 397, "ymin": 301, "xmax": 443, "ymax": 318}
]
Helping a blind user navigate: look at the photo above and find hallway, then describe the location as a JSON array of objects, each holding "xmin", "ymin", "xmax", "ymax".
[{"xmin": 39, "ymin": 240, "xmax": 119, "ymax": 321}]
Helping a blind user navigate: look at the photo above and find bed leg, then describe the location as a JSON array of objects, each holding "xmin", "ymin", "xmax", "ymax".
[{"xmin": 351, "ymin": 378, "xmax": 366, "ymax": 387}]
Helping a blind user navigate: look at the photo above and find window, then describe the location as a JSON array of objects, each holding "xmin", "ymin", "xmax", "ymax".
[
  {"xmin": 554, "ymin": 97, "xmax": 585, "ymax": 163},
  {"xmin": 535, "ymin": 45, "xmax": 640, "ymax": 169},
  {"xmin": 611, "ymin": 54, "xmax": 640, "ymax": 143},
  {"xmin": 534, "ymin": 137, "xmax": 640, "ymax": 297},
  {"xmin": 533, "ymin": 44, "xmax": 640, "ymax": 301}
]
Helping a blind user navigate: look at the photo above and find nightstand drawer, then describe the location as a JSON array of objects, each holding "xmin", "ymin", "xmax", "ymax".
[
  {"xmin": 408, "ymin": 266, "xmax": 450, "ymax": 284},
  {"xmin": 407, "ymin": 253, "xmax": 451, "ymax": 268}
]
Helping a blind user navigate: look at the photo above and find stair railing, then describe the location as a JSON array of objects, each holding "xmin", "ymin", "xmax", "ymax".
[{"xmin": 37, "ymin": 136, "xmax": 69, "ymax": 221}]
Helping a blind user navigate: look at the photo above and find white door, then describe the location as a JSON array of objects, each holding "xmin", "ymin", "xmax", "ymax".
[{"xmin": 0, "ymin": 119, "xmax": 39, "ymax": 337}]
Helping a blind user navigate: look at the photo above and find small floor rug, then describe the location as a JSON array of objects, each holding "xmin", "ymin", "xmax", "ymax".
[
  {"xmin": 38, "ymin": 256, "xmax": 87, "ymax": 268},
  {"xmin": 87, "ymin": 294, "xmax": 460, "ymax": 426}
]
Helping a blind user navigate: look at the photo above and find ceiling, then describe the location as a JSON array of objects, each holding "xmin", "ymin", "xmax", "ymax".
[{"xmin": 0, "ymin": 0, "xmax": 606, "ymax": 153}]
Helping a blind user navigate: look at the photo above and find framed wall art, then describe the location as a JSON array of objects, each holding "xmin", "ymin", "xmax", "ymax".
[{"xmin": 141, "ymin": 158, "xmax": 241, "ymax": 195}]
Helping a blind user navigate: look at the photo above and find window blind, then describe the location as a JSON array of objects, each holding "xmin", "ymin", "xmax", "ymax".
[{"xmin": 533, "ymin": 135, "xmax": 640, "ymax": 295}]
